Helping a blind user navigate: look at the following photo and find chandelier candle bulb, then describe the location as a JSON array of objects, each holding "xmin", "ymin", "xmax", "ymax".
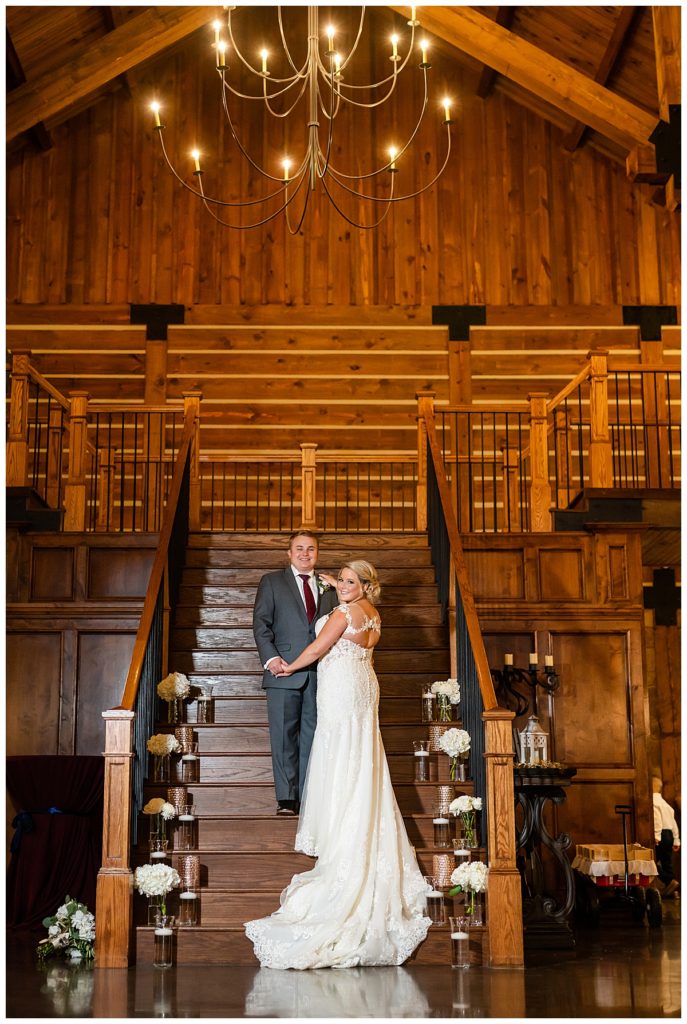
[
  {"xmin": 388, "ymin": 146, "xmax": 398, "ymax": 172},
  {"xmin": 150, "ymin": 102, "xmax": 161, "ymax": 128},
  {"xmin": 545, "ymin": 655, "xmax": 554, "ymax": 668},
  {"xmin": 529, "ymin": 652, "xmax": 538, "ymax": 666},
  {"xmin": 420, "ymin": 40, "xmax": 429, "ymax": 66},
  {"xmin": 260, "ymin": 48, "xmax": 268, "ymax": 75},
  {"xmin": 326, "ymin": 26, "xmax": 335, "ymax": 53},
  {"xmin": 282, "ymin": 159, "xmax": 291, "ymax": 183},
  {"xmin": 504, "ymin": 653, "xmax": 514, "ymax": 666},
  {"xmin": 390, "ymin": 34, "xmax": 399, "ymax": 61},
  {"xmin": 217, "ymin": 41, "xmax": 227, "ymax": 69},
  {"xmin": 443, "ymin": 98, "xmax": 451, "ymax": 123},
  {"xmin": 408, "ymin": 7, "xmax": 419, "ymax": 26},
  {"xmin": 213, "ymin": 19, "xmax": 221, "ymax": 47}
]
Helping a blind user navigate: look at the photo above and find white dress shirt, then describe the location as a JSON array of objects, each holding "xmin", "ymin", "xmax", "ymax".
[{"xmin": 653, "ymin": 791, "xmax": 680, "ymax": 846}]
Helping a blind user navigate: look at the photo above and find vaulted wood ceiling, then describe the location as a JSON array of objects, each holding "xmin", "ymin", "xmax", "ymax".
[{"xmin": 5, "ymin": 5, "xmax": 679, "ymax": 180}]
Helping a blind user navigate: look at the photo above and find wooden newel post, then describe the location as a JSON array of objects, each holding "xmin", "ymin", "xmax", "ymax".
[
  {"xmin": 300, "ymin": 443, "xmax": 318, "ymax": 529},
  {"xmin": 7, "ymin": 351, "xmax": 32, "ymax": 487},
  {"xmin": 183, "ymin": 392, "xmax": 202, "ymax": 532},
  {"xmin": 527, "ymin": 392, "xmax": 552, "ymax": 532},
  {"xmin": 95, "ymin": 709, "xmax": 135, "ymax": 968},
  {"xmin": 482, "ymin": 707, "xmax": 524, "ymax": 967},
  {"xmin": 415, "ymin": 390, "xmax": 435, "ymax": 532},
  {"xmin": 588, "ymin": 351, "xmax": 613, "ymax": 488},
  {"xmin": 63, "ymin": 391, "xmax": 90, "ymax": 531}
]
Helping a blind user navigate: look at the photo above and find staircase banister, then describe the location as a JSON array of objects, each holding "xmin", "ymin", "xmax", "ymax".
[
  {"xmin": 421, "ymin": 403, "xmax": 497, "ymax": 711},
  {"xmin": 88, "ymin": 402, "xmax": 185, "ymax": 414},
  {"xmin": 26, "ymin": 363, "xmax": 71, "ymax": 411},
  {"xmin": 119, "ymin": 407, "xmax": 197, "ymax": 712},
  {"xmin": 608, "ymin": 359, "xmax": 681, "ymax": 372},
  {"xmin": 546, "ymin": 361, "xmax": 592, "ymax": 415}
]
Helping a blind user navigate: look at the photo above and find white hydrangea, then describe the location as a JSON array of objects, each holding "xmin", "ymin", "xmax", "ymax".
[
  {"xmin": 438, "ymin": 728, "xmax": 471, "ymax": 758},
  {"xmin": 449, "ymin": 795, "xmax": 482, "ymax": 815},
  {"xmin": 55, "ymin": 905, "xmax": 69, "ymax": 921},
  {"xmin": 430, "ymin": 678, "xmax": 461, "ymax": 703},
  {"xmin": 157, "ymin": 672, "xmax": 191, "ymax": 701},
  {"xmin": 134, "ymin": 863, "xmax": 181, "ymax": 898},
  {"xmin": 160, "ymin": 801, "xmax": 177, "ymax": 821},
  {"xmin": 147, "ymin": 733, "xmax": 182, "ymax": 756},
  {"xmin": 450, "ymin": 860, "xmax": 489, "ymax": 893},
  {"xmin": 48, "ymin": 923, "xmax": 61, "ymax": 937}
]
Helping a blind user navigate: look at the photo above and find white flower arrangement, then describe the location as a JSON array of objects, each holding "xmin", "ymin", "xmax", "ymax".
[
  {"xmin": 450, "ymin": 859, "xmax": 489, "ymax": 894},
  {"xmin": 134, "ymin": 863, "xmax": 181, "ymax": 915},
  {"xmin": 431, "ymin": 678, "xmax": 461, "ymax": 704},
  {"xmin": 36, "ymin": 897, "xmax": 95, "ymax": 962},
  {"xmin": 140, "ymin": 798, "xmax": 176, "ymax": 823},
  {"xmin": 157, "ymin": 672, "xmax": 190, "ymax": 701},
  {"xmin": 449, "ymin": 795, "xmax": 482, "ymax": 815},
  {"xmin": 438, "ymin": 728, "xmax": 471, "ymax": 758},
  {"xmin": 146, "ymin": 733, "xmax": 182, "ymax": 756}
]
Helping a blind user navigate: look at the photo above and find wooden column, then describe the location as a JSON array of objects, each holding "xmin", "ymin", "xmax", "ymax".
[
  {"xmin": 527, "ymin": 393, "xmax": 552, "ymax": 532},
  {"xmin": 182, "ymin": 392, "xmax": 202, "ymax": 532},
  {"xmin": 145, "ymin": 343, "xmax": 168, "ymax": 531},
  {"xmin": 415, "ymin": 390, "xmax": 435, "ymax": 532},
  {"xmin": 500, "ymin": 446, "xmax": 520, "ymax": 532},
  {"xmin": 448, "ymin": 341, "xmax": 472, "ymax": 405},
  {"xmin": 553, "ymin": 409, "xmax": 572, "ymax": 510},
  {"xmin": 651, "ymin": 6, "xmax": 681, "ymax": 122},
  {"xmin": 588, "ymin": 351, "xmax": 613, "ymax": 488},
  {"xmin": 300, "ymin": 443, "xmax": 318, "ymax": 528},
  {"xmin": 7, "ymin": 351, "xmax": 31, "ymax": 487},
  {"xmin": 63, "ymin": 391, "xmax": 90, "ymax": 531},
  {"xmin": 95, "ymin": 709, "xmax": 135, "ymax": 968},
  {"xmin": 482, "ymin": 707, "xmax": 524, "ymax": 967}
]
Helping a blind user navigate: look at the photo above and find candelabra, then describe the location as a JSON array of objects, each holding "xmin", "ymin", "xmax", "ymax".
[
  {"xmin": 149, "ymin": 6, "xmax": 454, "ymax": 231},
  {"xmin": 490, "ymin": 654, "xmax": 560, "ymax": 719}
]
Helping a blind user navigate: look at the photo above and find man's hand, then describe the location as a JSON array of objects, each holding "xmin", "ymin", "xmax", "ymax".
[
  {"xmin": 267, "ymin": 657, "xmax": 287, "ymax": 676},
  {"xmin": 277, "ymin": 665, "xmax": 294, "ymax": 677}
]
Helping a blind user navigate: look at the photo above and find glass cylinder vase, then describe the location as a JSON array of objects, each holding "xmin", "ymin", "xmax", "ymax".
[
  {"xmin": 166, "ymin": 698, "xmax": 184, "ymax": 725},
  {"xmin": 196, "ymin": 690, "xmax": 214, "ymax": 724},
  {"xmin": 149, "ymin": 838, "xmax": 170, "ymax": 862},
  {"xmin": 465, "ymin": 890, "xmax": 484, "ymax": 926},
  {"xmin": 178, "ymin": 890, "xmax": 199, "ymax": 927},
  {"xmin": 437, "ymin": 693, "xmax": 452, "ymax": 722},
  {"xmin": 176, "ymin": 805, "xmax": 196, "ymax": 851},
  {"xmin": 433, "ymin": 808, "xmax": 452, "ymax": 848},
  {"xmin": 450, "ymin": 755, "xmax": 468, "ymax": 782},
  {"xmin": 181, "ymin": 744, "xmax": 199, "ymax": 783},
  {"xmin": 153, "ymin": 755, "xmax": 171, "ymax": 784},
  {"xmin": 460, "ymin": 812, "xmax": 480, "ymax": 849},
  {"xmin": 153, "ymin": 915, "xmax": 175, "ymax": 967},
  {"xmin": 421, "ymin": 690, "xmax": 436, "ymax": 723},
  {"xmin": 147, "ymin": 895, "xmax": 163, "ymax": 925},
  {"xmin": 413, "ymin": 740, "xmax": 430, "ymax": 782},
  {"xmin": 449, "ymin": 916, "xmax": 471, "ymax": 968},
  {"xmin": 424, "ymin": 876, "xmax": 445, "ymax": 925}
]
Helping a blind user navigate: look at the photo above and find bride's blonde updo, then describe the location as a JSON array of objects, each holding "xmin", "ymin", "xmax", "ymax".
[{"xmin": 342, "ymin": 560, "xmax": 381, "ymax": 605}]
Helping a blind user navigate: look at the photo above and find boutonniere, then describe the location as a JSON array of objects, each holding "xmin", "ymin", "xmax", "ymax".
[{"xmin": 316, "ymin": 575, "xmax": 332, "ymax": 594}]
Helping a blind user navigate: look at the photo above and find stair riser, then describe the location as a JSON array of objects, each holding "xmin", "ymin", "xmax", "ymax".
[
  {"xmin": 184, "ymin": 548, "xmax": 433, "ymax": 568},
  {"xmin": 178, "ymin": 585, "xmax": 439, "ymax": 605},
  {"xmin": 172, "ymin": 651, "xmax": 450, "ymax": 673},
  {"xmin": 154, "ymin": 723, "xmax": 452, "ymax": 754},
  {"xmin": 187, "ymin": 532, "xmax": 430, "ymax": 549},
  {"xmin": 181, "ymin": 674, "xmax": 455, "ymax": 697},
  {"xmin": 158, "ymin": 697, "xmax": 440, "ymax": 725},
  {"xmin": 174, "ymin": 605, "xmax": 443, "ymax": 627},
  {"xmin": 144, "ymin": 783, "xmax": 461, "ymax": 816},
  {"xmin": 171, "ymin": 625, "xmax": 446, "ymax": 650},
  {"xmin": 182, "ymin": 566, "xmax": 437, "ymax": 587},
  {"xmin": 135, "ymin": 814, "xmax": 440, "ymax": 853}
]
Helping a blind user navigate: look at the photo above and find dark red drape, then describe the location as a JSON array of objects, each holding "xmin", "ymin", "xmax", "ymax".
[{"xmin": 6, "ymin": 755, "xmax": 104, "ymax": 930}]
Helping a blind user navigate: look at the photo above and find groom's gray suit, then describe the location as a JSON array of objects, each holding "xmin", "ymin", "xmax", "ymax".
[{"xmin": 253, "ymin": 568, "xmax": 338, "ymax": 803}]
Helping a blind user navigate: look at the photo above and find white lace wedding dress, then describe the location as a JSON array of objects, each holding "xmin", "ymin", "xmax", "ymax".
[{"xmin": 245, "ymin": 603, "xmax": 431, "ymax": 969}]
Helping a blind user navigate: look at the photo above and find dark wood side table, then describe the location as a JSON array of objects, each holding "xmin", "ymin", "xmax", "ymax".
[{"xmin": 514, "ymin": 766, "xmax": 577, "ymax": 950}]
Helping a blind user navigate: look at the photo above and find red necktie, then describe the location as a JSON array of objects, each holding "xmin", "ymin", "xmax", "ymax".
[{"xmin": 298, "ymin": 574, "xmax": 316, "ymax": 622}]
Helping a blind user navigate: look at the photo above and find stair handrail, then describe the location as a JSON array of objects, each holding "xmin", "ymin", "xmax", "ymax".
[
  {"xmin": 94, "ymin": 401, "xmax": 199, "ymax": 968},
  {"xmin": 417, "ymin": 390, "xmax": 524, "ymax": 966}
]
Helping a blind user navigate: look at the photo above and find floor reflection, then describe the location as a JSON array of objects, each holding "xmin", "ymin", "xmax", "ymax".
[
  {"xmin": 244, "ymin": 965, "xmax": 430, "ymax": 1018},
  {"xmin": 38, "ymin": 961, "xmax": 95, "ymax": 1017}
]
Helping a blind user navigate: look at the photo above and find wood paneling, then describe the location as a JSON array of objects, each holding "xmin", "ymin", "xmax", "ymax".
[
  {"xmin": 88, "ymin": 547, "xmax": 154, "ymax": 599},
  {"xmin": 76, "ymin": 633, "xmax": 136, "ymax": 754},
  {"xmin": 6, "ymin": 632, "xmax": 63, "ymax": 755},
  {"xmin": 464, "ymin": 549, "xmax": 525, "ymax": 600},
  {"xmin": 539, "ymin": 549, "xmax": 585, "ymax": 601},
  {"xmin": 31, "ymin": 546, "xmax": 74, "ymax": 601},
  {"xmin": 5, "ymin": 26, "xmax": 680, "ymax": 309}
]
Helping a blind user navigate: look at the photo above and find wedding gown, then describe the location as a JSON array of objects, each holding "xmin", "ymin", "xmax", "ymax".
[{"xmin": 245, "ymin": 603, "xmax": 431, "ymax": 969}]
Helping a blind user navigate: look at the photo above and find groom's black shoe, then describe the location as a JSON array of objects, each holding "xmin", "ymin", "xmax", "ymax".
[{"xmin": 276, "ymin": 800, "xmax": 297, "ymax": 816}]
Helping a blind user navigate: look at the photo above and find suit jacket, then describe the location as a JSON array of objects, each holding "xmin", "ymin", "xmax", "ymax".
[{"xmin": 253, "ymin": 568, "xmax": 339, "ymax": 690}]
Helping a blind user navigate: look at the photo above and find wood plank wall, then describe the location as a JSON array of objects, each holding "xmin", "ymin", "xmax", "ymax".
[{"xmin": 6, "ymin": 24, "xmax": 680, "ymax": 309}]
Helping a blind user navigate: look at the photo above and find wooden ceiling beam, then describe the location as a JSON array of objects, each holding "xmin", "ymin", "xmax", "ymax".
[
  {"xmin": 561, "ymin": 7, "xmax": 639, "ymax": 153},
  {"xmin": 476, "ymin": 7, "xmax": 516, "ymax": 100},
  {"xmin": 651, "ymin": 6, "xmax": 681, "ymax": 122},
  {"xmin": 100, "ymin": 7, "xmax": 132, "ymax": 99},
  {"xmin": 6, "ymin": 29, "xmax": 53, "ymax": 151},
  {"xmin": 390, "ymin": 5, "xmax": 659, "ymax": 149},
  {"xmin": 6, "ymin": 6, "xmax": 218, "ymax": 144}
]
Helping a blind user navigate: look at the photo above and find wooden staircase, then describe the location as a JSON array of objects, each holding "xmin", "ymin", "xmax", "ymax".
[{"xmin": 133, "ymin": 531, "xmax": 487, "ymax": 965}]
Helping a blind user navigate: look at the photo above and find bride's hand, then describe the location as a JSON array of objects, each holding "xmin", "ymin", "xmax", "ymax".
[
  {"xmin": 277, "ymin": 664, "xmax": 294, "ymax": 677},
  {"xmin": 318, "ymin": 572, "xmax": 338, "ymax": 588}
]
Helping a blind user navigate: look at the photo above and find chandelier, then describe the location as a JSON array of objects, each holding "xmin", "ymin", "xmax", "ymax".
[{"xmin": 149, "ymin": 6, "xmax": 454, "ymax": 231}]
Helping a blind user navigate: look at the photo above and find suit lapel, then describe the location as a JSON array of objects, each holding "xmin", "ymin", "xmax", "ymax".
[{"xmin": 284, "ymin": 567, "xmax": 309, "ymax": 624}]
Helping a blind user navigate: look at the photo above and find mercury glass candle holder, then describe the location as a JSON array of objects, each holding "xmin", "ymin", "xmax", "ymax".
[{"xmin": 432, "ymin": 852, "xmax": 455, "ymax": 888}]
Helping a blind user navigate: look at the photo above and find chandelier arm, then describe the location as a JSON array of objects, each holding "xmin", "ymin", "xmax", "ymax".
[
  {"xmin": 156, "ymin": 130, "xmax": 298, "ymax": 208},
  {"xmin": 197, "ymin": 168, "xmax": 309, "ymax": 230},
  {"xmin": 221, "ymin": 87, "xmax": 295, "ymax": 185},
  {"xmin": 319, "ymin": 170, "xmax": 395, "ymax": 231},
  {"xmin": 331, "ymin": 23, "xmax": 417, "ymax": 96},
  {"xmin": 325, "ymin": 129, "xmax": 452, "ymax": 204},
  {"xmin": 284, "ymin": 180, "xmax": 312, "ymax": 236},
  {"xmin": 322, "ymin": 69, "xmax": 429, "ymax": 182},
  {"xmin": 263, "ymin": 75, "xmax": 310, "ymax": 119},
  {"xmin": 226, "ymin": 12, "xmax": 308, "ymax": 83},
  {"xmin": 315, "ymin": 7, "xmax": 367, "ymax": 78},
  {"xmin": 220, "ymin": 70, "xmax": 307, "ymax": 104},
  {"xmin": 278, "ymin": 7, "xmax": 305, "ymax": 75}
]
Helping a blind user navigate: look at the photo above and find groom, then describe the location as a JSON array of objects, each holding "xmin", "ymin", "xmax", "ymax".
[{"xmin": 253, "ymin": 530, "xmax": 338, "ymax": 815}]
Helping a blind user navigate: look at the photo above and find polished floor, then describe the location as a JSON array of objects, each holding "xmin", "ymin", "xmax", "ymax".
[{"xmin": 6, "ymin": 903, "xmax": 681, "ymax": 1018}]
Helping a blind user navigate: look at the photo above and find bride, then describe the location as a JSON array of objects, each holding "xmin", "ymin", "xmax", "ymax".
[{"xmin": 245, "ymin": 559, "xmax": 431, "ymax": 969}]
